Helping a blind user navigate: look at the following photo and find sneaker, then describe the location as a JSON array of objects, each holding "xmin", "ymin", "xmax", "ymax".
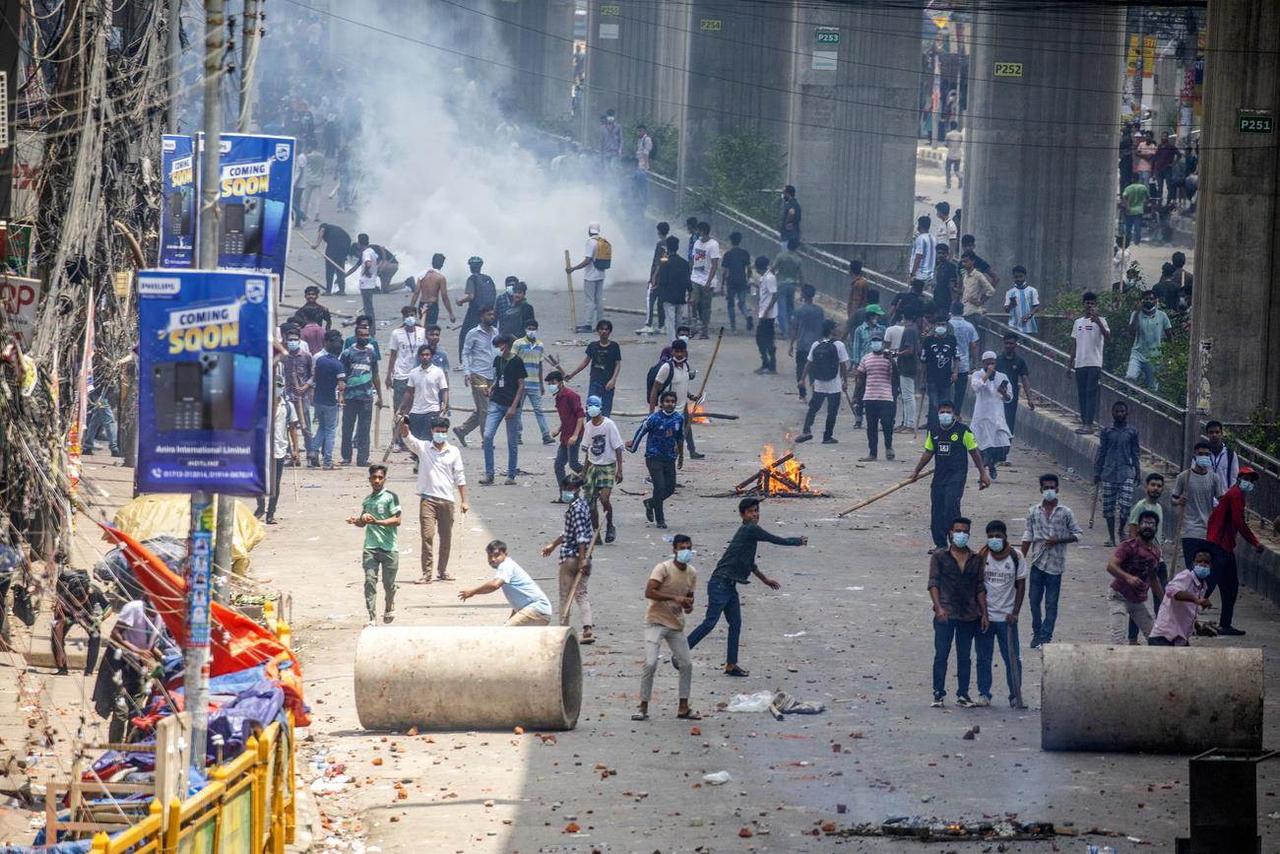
[
  {"xmin": 955, "ymin": 695, "xmax": 977, "ymax": 708},
  {"xmin": 265, "ymin": 514, "xmax": 278, "ymax": 525},
  {"xmin": 643, "ymin": 498, "xmax": 654, "ymax": 522},
  {"xmin": 453, "ymin": 427, "xmax": 468, "ymax": 447},
  {"xmin": 365, "ymin": 619, "xmax": 377, "ymax": 628},
  {"xmin": 635, "ymin": 325, "xmax": 655, "ymax": 335},
  {"xmin": 382, "ymin": 610, "xmax": 396, "ymax": 624},
  {"xmin": 688, "ymin": 451, "xmax": 705, "ymax": 459},
  {"xmin": 1074, "ymin": 426, "xmax": 1094, "ymax": 435},
  {"xmin": 504, "ymin": 476, "xmax": 517, "ymax": 485},
  {"xmin": 1218, "ymin": 625, "xmax": 1246, "ymax": 636},
  {"xmin": 517, "ymin": 436, "xmax": 523, "ymax": 445},
  {"xmin": 795, "ymin": 433, "xmax": 813, "ymax": 443},
  {"xmin": 479, "ymin": 474, "xmax": 495, "ymax": 485},
  {"xmin": 1029, "ymin": 637, "xmax": 1043, "ymax": 649},
  {"xmin": 974, "ymin": 696, "xmax": 991, "ymax": 707},
  {"xmin": 605, "ymin": 524, "xmax": 617, "ymax": 543},
  {"xmin": 542, "ymin": 434, "xmax": 555, "ymax": 445},
  {"xmin": 930, "ymin": 695, "xmax": 944, "ymax": 708},
  {"xmin": 753, "ymin": 367, "xmax": 769, "ymax": 375},
  {"xmin": 858, "ymin": 455, "xmax": 877, "ymax": 462},
  {"xmin": 323, "ymin": 462, "xmax": 336, "ymax": 470},
  {"xmin": 822, "ymin": 437, "xmax": 839, "ymax": 444},
  {"xmin": 655, "ymin": 521, "xmax": 668, "ymax": 529},
  {"xmin": 886, "ymin": 450, "xmax": 895, "ymax": 460},
  {"xmin": 1010, "ymin": 698, "xmax": 1028, "ymax": 710},
  {"xmin": 574, "ymin": 325, "xmax": 593, "ymax": 334}
]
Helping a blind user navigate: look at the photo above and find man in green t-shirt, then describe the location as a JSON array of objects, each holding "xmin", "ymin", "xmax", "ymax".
[
  {"xmin": 770, "ymin": 237, "xmax": 804, "ymax": 338},
  {"xmin": 1120, "ymin": 179, "xmax": 1150, "ymax": 247},
  {"xmin": 347, "ymin": 464, "xmax": 402, "ymax": 626}
]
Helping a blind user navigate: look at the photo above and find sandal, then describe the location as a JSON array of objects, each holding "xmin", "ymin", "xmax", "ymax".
[
  {"xmin": 723, "ymin": 665, "xmax": 750, "ymax": 677},
  {"xmin": 677, "ymin": 709, "xmax": 703, "ymax": 720},
  {"xmin": 437, "ymin": 574, "xmax": 455, "ymax": 582},
  {"xmin": 630, "ymin": 712, "xmax": 649, "ymax": 721},
  {"xmin": 580, "ymin": 628, "xmax": 595, "ymax": 645}
]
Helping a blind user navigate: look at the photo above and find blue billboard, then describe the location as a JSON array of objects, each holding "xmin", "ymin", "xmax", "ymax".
[
  {"xmin": 158, "ymin": 134, "xmax": 198, "ymax": 268},
  {"xmin": 135, "ymin": 269, "xmax": 274, "ymax": 495}
]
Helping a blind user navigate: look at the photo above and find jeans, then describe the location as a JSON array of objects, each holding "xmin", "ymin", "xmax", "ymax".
[
  {"xmin": 802, "ymin": 392, "xmax": 840, "ymax": 439},
  {"xmin": 1205, "ymin": 543, "xmax": 1241, "ymax": 628},
  {"xmin": 340, "ymin": 398, "xmax": 373, "ymax": 464},
  {"xmin": 726, "ymin": 287, "xmax": 750, "ymax": 330},
  {"xmin": 687, "ymin": 576, "xmax": 742, "ymax": 666},
  {"xmin": 324, "ymin": 259, "xmax": 347, "ymax": 294},
  {"xmin": 1075, "ymin": 366, "xmax": 1101, "ymax": 426},
  {"xmin": 1126, "ymin": 352, "xmax": 1157, "ymax": 391},
  {"xmin": 925, "ymin": 377, "xmax": 951, "ymax": 432},
  {"xmin": 84, "ymin": 395, "xmax": 120, "ymax": 454},
  {"xmin": 418, "ymin": 496, "xmax": 455, "ymax": 579},
  {"xmin": 932, "ymin": 617, "xmax": 978, "ymax": 698},
  {"xmin": 555, "ymin": 441, "xmax": 583, "ymax": 488},
  {"xmin": 588, "ymin": 381, "xmax": 615, "ymax": 417},
  {"xmin": 583, "ymin": 278, "xmax": 605, "ymax": 327},
  {"xmin": 1004, "ymin": 397, "xmax": 1019, "ymax": 436},
  {"xmin": 929, "ymin": 468, "xmax": 966, "ymax": 549},
  {"xmin": 662, "ymin": 302, "xmax": 685, "ymax": 342},
  {"xmin": 360, "ymin": 288, "xmax": 377, "ymax": 325},
  {"xmin": 645, "ymin": 456, "xmax": 676, "ymax": 525},
  {"xmin": 975, "ymin": 619, "xmax": 1022, "ymax": 702},
  {"xmin": 482, "ymin": 400, "xmax": 520, "ymax": 478},
  {"xmin": 951, "ymin": 372, "xmax": 969, "ymax": 416},
  {"xmin": 1124, "ymin": 212, "xmax": 1143, "ymax": 246},
  {"xmin": 775, "ymin": 283, "xmax": 796, "ymax": 335},
  {"xmin": 361, "ymin": 548, "xmax": 398, "ymax": 620},
  {"xmin": 755, "ymin": 318, "xmax": 776, "ymax": 371},
  {"xmin": 314, "ymin": 403, "xmax": 339, "ymax": 465},
  {"xmin": 520, "ymin": 382, "xmax": 552, "ymax": 439},
  {"xmin": 1028, "ymin": 567, "xmax": 1062, "ymax": 642},
  {"xmin": 794, "ymin": 345, "xmax": 810, "ymax": 389},
  {"xmin": 258, "ymin": 457, "xmax": 285, "ymax": 517},
  {"xmin": 642, "ymin": 624, "xmax": 692, "ymax": 702},
  {"xmin": 863, "ymin": 399, "xmax": 895, "ymax": 456},
  {"xmin": 899, "ymin": 376, "xmax": 918, "ymax": 428}
]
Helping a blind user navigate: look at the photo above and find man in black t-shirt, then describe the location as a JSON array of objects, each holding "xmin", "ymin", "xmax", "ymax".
[
  {"xmin": 566, "ymin": 320, "xmax": 622, "ymax": 417},
  {"xmin": 911, "ymin": 402, "xmax": 991, "ymax": 550},
  {"xmin": 656, "ymin": 236, "xmax": 693, "ymax": 342},
  {"xmin": 314, "ymin": 222, "xmax": 352, "ymax": 294},
  {"xmin": 482, "ymin": 334, "xmax": 528, "ymax": 485},
  {"xmin": 644, "ymin": 221, "xmax": 671, "ymax": 333},
  {"xmin": 994, "ymin": 332, "xmax": 1034, "ymax": 437},
  {"xmin": 919, "ymin": 313, "xmax": 959, "ymax": 431},
  {"xmin": 721, "ymin": 231, "xmax": 753, "ymax": 333}
]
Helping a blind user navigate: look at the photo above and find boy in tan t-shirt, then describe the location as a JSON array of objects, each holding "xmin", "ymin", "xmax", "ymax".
[{"xmin": 633, "ymin": 536, "xmax": 700, "ymax": 721}]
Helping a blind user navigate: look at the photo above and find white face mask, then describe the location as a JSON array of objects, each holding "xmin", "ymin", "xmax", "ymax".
[
  {"xmin": 526, "ymin": 330, "xmax": 537, "ymax": 340},
  {"xmin": 546, "ymin": 383, "xmax": 560, "ymax": 395},
  {"xmin": 403, "ymin": 317, "xmax": 416, "ymax": 328},
  {"xmin": 432, "ymin": 432, "xmax": 448, "ymax": 444},
  {"xmin": 870, "ymin": 341, "xmax": 884, "ymax": 353},
  {"xmin": 938, "ymin": 412, "xmax": 955, "ymax": 427},
  {"xmin": 1194, "ymin": 455, "xmax": 1212, "ymax": 469},
  {"xmin": 586, "ymin": 405, "xmax": 602, "ymax": 418},
  {"xmin": 935, "ymin": 325, "xmax": 948, "ymax": 336},
  {"xmin": 1042, "ymin": 488, "xmax": 1057, "ymax": 502},
  {"xmin": 286, "ymin": 340, "xmax": 301, "ymax": 352}
]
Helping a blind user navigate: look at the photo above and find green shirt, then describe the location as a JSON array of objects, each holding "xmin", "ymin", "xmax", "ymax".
[
  {"xmin": 772, "ymin": 250, "xmax": 803, "ymax": 284},
  {"xmin": 1130, "ymin": 308, "xmax": 1171, "ymax": 360},
  {"xmin": 1122, "ymin": 182, "xmax": 1149, "ymax": 216},
  {"xmin": 1127, "ymin": 497, "xmax": 1164, "ymax": 543},
  {"xmin": 361, "ymin": 488, "xmax": 401, "ymax": 551}
]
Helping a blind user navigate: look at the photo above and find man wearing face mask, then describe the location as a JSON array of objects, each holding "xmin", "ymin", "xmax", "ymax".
[
  {"xmin": 1020, "ymin": 473, "xmax": 1081, "ymax": 648},
  {"xmin": 928, "ymin": 517, "xmax": 987, "ymax": 708},
  {"xmin": 628, "ymin": 390, "xmax": 684, "ymax": 529},
  {"xmin": 386, "ymin": 306, "xmax": 425, "ymax": 450},
  {"xmin": 1148, "ymin": 549, "xmax": 1214, "ymax": 646},
  {"xmin": 1106, "ymin": 510, "xmax": 1165, "ymax": 643},
  {"xmin": 456, "ymin": 257, "xmax": 496, "ymax": 363},
  {"xmin": 1125, "ymin": 289, "xmax": 1172, "ymax": 391},
  {"xmin": 313, "ymin": 330, "xmax": 347, "ymax": 469},
  {"xmin": 399, "ymin": 345, "xmax": 449, "ymax": 441},
  {"xmin": 1094, "ymin": 400, "xmax": 1142, "ymax": 547},
  {"xmin": 282, "ymin": 325, "xmax": 318, "ymax": 467},
  {"xmin": 1203, "ymin": 467, "xmax": 1265, "ymax": 635},
  {"xmin": 633, "ymin": 535, "xmax": 699, "ymax": 722},
  {"xmin": 1173, "ymin": 441, "xmax": 1222, "ymax": 572},
  {"xmin": 542, "ymin": 473, "xmax": 596, "ymax": 643},
  {"xmin": 481, "ymin": 334, "xmax": 528, "ymax": 486},
  {"xmin": 968, "ymin": 351, "xmax": 1013, "ymax": 479},
  {"xmin": 974, "ymin": 520, "xmax": 1026, "ymax": 708},
  {"xmin": 919, "ymin": 312, "xmax": 958, "ymax": 432},
  {"xmin": 545, "ymin": 370, "xmax": 585, "ymax": 500},
  {"xmin": 399, "ymin": 416, "xmax": 468, "ymax": 583},
  {"xmin": 911, "ymin": 401, "xmax": 991, "ymax": 552},
  {"xmin": 513, "ymin": 320, "xmax": 554, "ymax": 446},
  {"xmin": 853, "ymin": 331, "xmax": 896, "ymax": 459},
  {"xmin": 454, "ymin": 305, "xmax": 498, "ymax": 447},
  {"xmin": 338, "ymin": 323, "xmax": 383, "ymax": 467},
  {"xmin": 498, "ymin": 280, "xmax": 536, "ymax": 340},
  {"xmin": 580, "ymin": 395, "xmax": 624, "ymax": 543}
]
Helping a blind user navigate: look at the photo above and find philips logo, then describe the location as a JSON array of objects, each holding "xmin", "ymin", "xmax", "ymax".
[{"xmin": 139, "ymin": 276, "xmax": 183, "ymax": 296}]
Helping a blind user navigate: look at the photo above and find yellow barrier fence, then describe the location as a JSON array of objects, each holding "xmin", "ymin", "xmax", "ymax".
[{"xmin": 88, "ymin": 713, "xmax": 296, "ymax": 854}]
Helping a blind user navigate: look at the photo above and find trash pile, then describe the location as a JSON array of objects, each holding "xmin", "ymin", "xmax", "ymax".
[{"xmin": 824, "ymin": 815, "xmax": 1132, "ymax": 843}]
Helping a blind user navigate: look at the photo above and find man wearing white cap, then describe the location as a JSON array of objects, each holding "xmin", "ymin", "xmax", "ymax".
[
  {"xmin": 969, "ymin": 350, "xmax": 1013, "ymax": 480},
  {"xmin": 566, "ymin": 223, "xmax": 610, "ymax": 333}
]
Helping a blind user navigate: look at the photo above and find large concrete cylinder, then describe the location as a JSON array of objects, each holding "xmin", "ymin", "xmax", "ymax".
[
  {"xmin": 1041, "ymin": 644, "xmax": 1263, "ymax": 753},
  {"xmin": 354, "ymin": 626, "xmax": 582, "ymax": 731}
]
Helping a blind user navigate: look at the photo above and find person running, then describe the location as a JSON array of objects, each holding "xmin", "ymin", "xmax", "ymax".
[
  {"xmin": 581, "ymin": 395, "xmax": 624, "ymax": 543},
  {"xmin": 456, "ymin": 256, "xmax": 496, "ymax": 362},
  {"xmin": 546, "ymin": 370, "xmax": 585, "ymax": 501},
  {"xmin": 399, "ymin": 345, "xmax": 449, "ymax": 441},
  {"xmin": 721, "ymin": 232, "xmax": 753, "ymax": 333},
  {"xmin": 1021, "ymin": 473, "xmax": 1082, "ymax": 648},
  {"xmin": 1173, "ymin": 441, "xmax": 1222, "ymax": 571},
  {"xmin": 565, "ymin": 320, "xmax": 622, "ymax": 417},
  {"xmin": 754, "ymin": 255, "xmax": 778, "ymax": 374},
  {"xmin": 854, "ymin": 331, "xmax": 897, "ymax": 460},
  {"xmin": 1148, "ymin": 549, "xmax": 1214, "ymax": 646},
  {"xmin": 928, "ymin": 517, "xmax": 987, "ymax": 708},
  {"xmin": 513, "ymin": 320, "xmax": 553, "ymax": 445},
  {"xmin": 453, "ymin": 305, "xmax": 497, "ymax": 447},
  {"xmin": 346, "ymin": 233, "xmax": 381, "ymax": 325},
  {"xmin": 460, "ymin": 540, "xmax": 553, "ymax": 626},
  {"xmin": 686, "ymin": 498, "xmax": 806, "ymax": 677},
  {"xmin": 339, "ymin": 324, "xmax": 382, "ymax": 467},
  {"xmin": 542, "ymin": 473, "xmax": 596, "ymax": 642},
  {"xmin": 911, "ymin": 401, "xmax": 991, "ymax": 552},
  {"xmin": 1106, "ymin": 510, "xmax": 1165, "ymax": 643},
  {"xmin": 795, "ymin": 319, "xmax": 849, "ymax": 445},
  {"xmin": 628, "ymin": 390, "xmax": 684, "ymax": 529},
  {"xmin": 789, "ymin": 285, "xmax": 825, "ymax": 401},
  {"xmin": 969, "ymin": 350, "xmax": 1013, "ymax": 479},
  {"xmin": 974, "ymin": 520, "xmax": 1027, "ymax": 708},
  {"xmin": 1094, "ymin": 400, "xmax": 1141, "ymax": 546},
  {"xmin": 1204, "ymin": 467, "xmax": 1265, "ymax": 636},
  {"xmin": 481, "ymin": 334, "xmax": 527, "ymax": 486},
  {"xmin": 346, "ymin": 464, "xmax": 401, "ymax": 626},
  {"xmin": 400, "ymin": 416, "xmax": 468, "ymax": 583},
  {"xmin": 633, "ymin": 536, "xmax": 700, "ymax": 721},
  {"xmin": 413, "ymin": 253, "xmax": 455, "ymax": 327}
]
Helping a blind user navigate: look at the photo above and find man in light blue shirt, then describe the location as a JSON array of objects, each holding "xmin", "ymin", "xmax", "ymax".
[
  {"xmin": 452, "ymin": 305, "xmax": 497, "ymax": 447},
  {"xmin": 948, "ymin": 302, "xmax": 979, "ymax": 413},
  {"xmin": 459, "ymin": 540, "xmax": 553, "ymax": 626}
]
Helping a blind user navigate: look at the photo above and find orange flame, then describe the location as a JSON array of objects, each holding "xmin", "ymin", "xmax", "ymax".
[
  {"xmin": 759, "ymin": 444, "xmax": 810, "ymax": 494},
  {"xmin": 688, "ymin": 401, "xmax": 709, "ymax": 424}
]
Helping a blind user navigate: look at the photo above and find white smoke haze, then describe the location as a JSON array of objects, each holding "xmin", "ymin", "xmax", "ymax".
[{"xmin": 334, "ymin": 0, "xmax": 649, "ymax": 292}]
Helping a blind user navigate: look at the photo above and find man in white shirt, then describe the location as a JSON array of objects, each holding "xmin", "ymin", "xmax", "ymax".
[
  {"xmin": 974, "ymin": 521, "xmax": 1027, "ymax": 708},
  {"xmin": 460, "ymin": 540, "xmax": 553, "ymax": 626},
  {"xmin": 345, "ymin": 232, "xmax": 381, "ymax": 325},
  {"xmin": 932, "ymin": 202, "xmax": 958, "ymax": 256},
  {"xmin": 754, "ymin": 255, "xmax": 778, "ymax": 374},
  {"xmin": 1067, "ymin": 291, "xmax": 1110, "ymax": 434},
  {"xmin": 944, "ymin": 122, "xmax": 963, "ymax": 190},
  {"xmin": 910, "ymin": 216, "xmax": 937, "ymax": 285},
  {"xmin": 635, "ymin": 125, "xmax": 654, "ymax": 172},
  {"xmin": 566, "ymin": 223, "xmax": 608, "ymax": 333},
  {"xmin": 386, "ymin": 306, "xmax": 426, "ymax": 449},
  {"xmin": 581, "ymin": 394, "xmax": 624, "ymax": 543},
  {"xmin": 1003, "ymin": 266, "xmax": 1040, "ymax": 335},
  {"xmin": 689, "ymin": 221, "xmax": 721, "ymax": 339},
  {"xmin": 399, "ymin": 345, "xmax": 450, "ymax": 440},
  {"xmin": 400, "ymin": 416, "xmax": 469, "ymax": 583}
]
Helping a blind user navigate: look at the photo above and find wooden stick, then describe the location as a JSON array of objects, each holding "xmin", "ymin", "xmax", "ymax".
[
  {"xmin": 563, "ymin": 250, "xmax": 578, "ymax": 331},
  {"xmin": 560, "ymin": 529, "xmax": 601, "ymax": 625},
  {"xmin": 603, "ymin": 305, "xmax": 646, "ymax": 316},
  {"xmin": 732, "ymin": 454, "xmax": 796, "ymax": 491},
  {"xmin": 693, "ymin": 326, "xmax": 725, "ymax": 402},
  {"xmin": 1088, "ymin": 483, "xmax": 1100, "ymax": 529},
  {"xmin": 837, "ymin": 468, "xmax": 932, "ymax": 517}
]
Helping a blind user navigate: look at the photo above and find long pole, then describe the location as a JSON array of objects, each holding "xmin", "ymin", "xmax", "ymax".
[
  {"xmin": 167, "ymin": 0, "xmax": 182, "ymax": 131},
  {"xmin": 238, "ymin": 0, "xmax": 258, "ymax": 131},
  {"xmin": 190, "ymin": 0, "xmax": 226, "ymax": 773}
]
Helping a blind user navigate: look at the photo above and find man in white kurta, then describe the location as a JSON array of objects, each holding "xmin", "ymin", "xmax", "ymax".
[{"xmin": 969, "ymin": 350, "xmax": 1013, "ymax": 480}]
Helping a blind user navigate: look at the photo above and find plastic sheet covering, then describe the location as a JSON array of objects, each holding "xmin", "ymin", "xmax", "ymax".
[
  {"xmin": 110, "ymin": 494, "xmax": 264, "ymax": 576},
  {"xmin": 93, "ymin": 535, "xmax": 186, "ymax": 604}
]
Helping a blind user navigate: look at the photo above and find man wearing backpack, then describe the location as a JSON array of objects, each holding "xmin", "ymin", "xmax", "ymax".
[
  {"xmin": 566, "ymin": 223, "xmax": 611, "ymax": 333},
  {"xmin": 648, "ymin": 339, "xmax": 706, "ymax": 461},
  {"xmin": 795, "ymin": 319, "xmax": 850, "ymax": 444}
]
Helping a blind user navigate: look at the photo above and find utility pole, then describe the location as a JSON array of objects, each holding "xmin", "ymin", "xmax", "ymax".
[
  {"xmin": 189, "ymin": 0, "xmax": 225, "ymax": 774},
  {"xmin": 238, "ymin": 0, "xmax": 258, "ymax": 131},
  {"xmin": 168, "ymin": 0, "xmax": 182, "ymax": 131}
]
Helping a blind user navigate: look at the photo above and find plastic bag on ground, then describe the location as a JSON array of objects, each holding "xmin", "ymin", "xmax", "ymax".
[{"xmin": 727, "ymin": 691, "xmax": 775, "ymax": 712}]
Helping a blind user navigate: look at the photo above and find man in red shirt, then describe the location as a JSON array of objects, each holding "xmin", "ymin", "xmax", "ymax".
[
  {"xmin": 1106, "ymin": 510, "xmax": 1165, "ymax": 643},
  {"xmin": 546, "ymin": 370, "xmax": 584, "ymax": 502},
  {"xmin": 1205, "ymin": 466, "xmax": 1265, "ymax": 635}
]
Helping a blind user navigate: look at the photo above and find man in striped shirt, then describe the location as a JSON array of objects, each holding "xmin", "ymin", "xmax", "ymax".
[{"xmin": 855, "ymin": 333, "xmax": 897, "ymax": 461}]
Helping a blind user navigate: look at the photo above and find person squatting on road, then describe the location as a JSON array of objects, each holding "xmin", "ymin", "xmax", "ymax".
[
  {"xmin": 686, "ymin": 498, "xmax": 806, "ymax": 678},
  {"xmin": 633, "ymin": 536, "xmax": 701, "ymax": 722},
  {"xmin": 459, "ymin": 540, "xmax": 553, "ymax": 626}
]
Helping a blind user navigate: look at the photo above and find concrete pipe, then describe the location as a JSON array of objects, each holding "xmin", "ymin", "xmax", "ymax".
[
  {"xmin": 1041, "ymin": 643, "xmax": 1263, "ymax": 753},
  {"xmin": 353, "ymin": 626, "xmax": 582, "ymax": 731}
]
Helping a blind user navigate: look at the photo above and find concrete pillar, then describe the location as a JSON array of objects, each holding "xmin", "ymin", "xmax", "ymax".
[
  {"xmin": 488, "ymin": 0, "xmax": 574, "ymax": 123},
  {"xmin": 963, "ymin": 7, "xmax": 1123, "ymax": 303},
  {"xmin": 785, "ymin": 4, "xmax": 918, "ymax": 274},
  {"xmin": 1190, "ymin": 0, "xmax": 1280, "ymax": 422},
  {"xmin": 1041, "ymin": 644, "xmax": 1263, "ymax": 753}
]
